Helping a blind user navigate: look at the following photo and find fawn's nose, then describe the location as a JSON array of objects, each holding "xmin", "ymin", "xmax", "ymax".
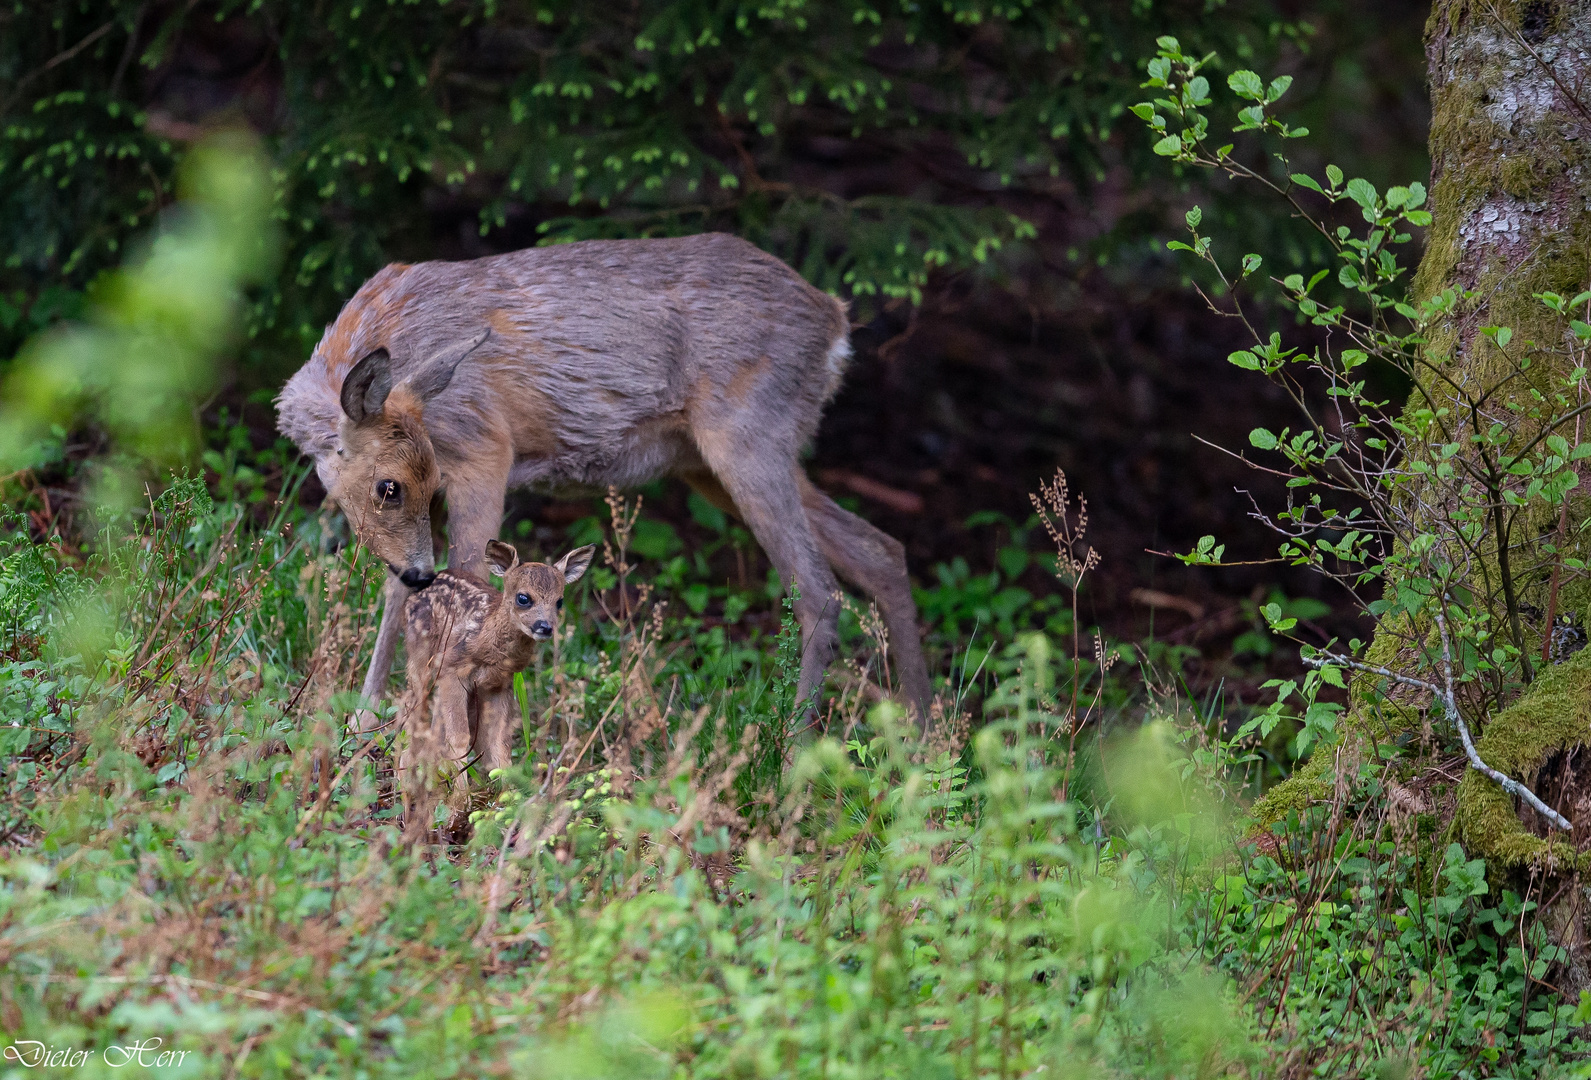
[
  {"xmin": 400, "ymin": 568, "xmax": 436, "ymax": 589},
  {"xmin": 530, "ymin": 620, "xmax": 554, "ymax": 640}
]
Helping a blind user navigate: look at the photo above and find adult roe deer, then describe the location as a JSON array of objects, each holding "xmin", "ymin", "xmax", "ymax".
[
  {"xmin": 275, "ymin": 233, "xmax": 931, "ymax": 729},
  {"xmin": 400, "ymin": 539, "xmax": 594, "ymax": 826}
]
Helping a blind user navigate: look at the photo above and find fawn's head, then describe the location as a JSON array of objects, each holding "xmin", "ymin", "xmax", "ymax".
[
  {"xmin": 331, "ymin": 331, "xmax": 488, "ymax": 589},
  {"xmin": 484, "ymin": 539, "xmax": 596, "ymax": 641}
]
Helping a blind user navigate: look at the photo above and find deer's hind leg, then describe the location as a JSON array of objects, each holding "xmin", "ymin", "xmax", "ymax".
[
  {"xmin": 686, "ymin": 449, "xmax": 840, "ymax": 730},
  {"xmin": 797, "ymin": 475, "xmax": 931, "ymax": 726},
  {"xmin": 685, "ymin": 470, "xmax": 931, "ymax": 728}
]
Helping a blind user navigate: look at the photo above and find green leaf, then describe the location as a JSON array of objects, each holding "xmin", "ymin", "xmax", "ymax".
[
  {"xmin": 1185, "ymin": 205, "xmax": 1202, "ymax": 229},
  {"xmin": 1249, "ymin": 428, "xmax": 1279, "ymax": 450},
  {"xmin": 1345, "ymin": 177, "xmax": 1377, "ymax": 209},
  {"xmin": 1325, "ymin": 164, "xmax": 1344, "ymax": 188},
  {"xmin": 1129, "ymin": 102, "xmax": 1157, "ymax": 122},
  {"xmin": 687, "ymin": 490, "xmax": 727, "ymax": 533},
  {"xmin": 1227, "ymin": 70, "xmax": 1264, "ymax": 100},
  {"xmin": 630, "ymin": 518, "xmax": 682, "ymax": 560},
  {"xmin": 1153, "ymin": 134, "xmax": 1183, "ymax": 156},
  {"xmin": 1241, "ymin": 253, "xmax": 1262, "ymax": 276},
  {"xmin": 1290, "ymin": 172, "xmax": 1323, "ymax": 194},
  {"xmin": 1228, "ymin": 350, "xmax": 1262, "ymax": 370},
  {"xmin": 1265, "ymin": 75, "xmax": 1293, "ymax": 103}
]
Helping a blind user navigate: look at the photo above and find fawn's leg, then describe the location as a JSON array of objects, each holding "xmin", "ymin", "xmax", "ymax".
[
  {"xmin": 417, "ymin": 673, "xmax": 475, "ymax": 835},
  {"xmin": 475, "ymin": 687, "xmax": 518, "ymax": 777}
]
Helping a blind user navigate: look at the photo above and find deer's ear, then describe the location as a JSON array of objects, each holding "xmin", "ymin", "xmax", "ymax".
[
  {"xmin": 399, "ymin": 329, "xmax": 490, "ymax": 403},
  {"xmin": 340, "ymin": 348, "xmax": 393, "ymax": 424},
  {"xmin": 484, "ymin": 539, "xmax": 520, "ymax": 577},
  {"xmin": 555, "ymin": 544, "xmax": 596, "ymax": 584}
]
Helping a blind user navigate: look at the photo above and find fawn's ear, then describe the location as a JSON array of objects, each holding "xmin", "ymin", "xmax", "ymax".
[
  {"xmin": 555, "ymin": 545, "xmax": 596, "ymax": 584},
  {"xmin": 484, "ymin": 539, "xmax": 520, "ymax": 576},
  {"xmin": 340, "ymin": 348, "xmax": 393, "ymax": 425}
]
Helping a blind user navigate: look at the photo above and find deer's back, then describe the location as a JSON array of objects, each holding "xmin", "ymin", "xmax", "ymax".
[
  {"xmin": 405, "ymin": 572, "xmax": 495, "ymax": 660},
  {"xmin": 277, "ymin": 234, "xmax": 849, "ymax": 487}
]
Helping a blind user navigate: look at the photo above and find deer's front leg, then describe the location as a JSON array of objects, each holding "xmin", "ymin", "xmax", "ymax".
[
  {"xmin": 354, "ymin": 572, "xmax": 408, "ymax": 735},
  {"xmin": 442, "ymin": 441, "xmax": 513, "ymax": 579}
]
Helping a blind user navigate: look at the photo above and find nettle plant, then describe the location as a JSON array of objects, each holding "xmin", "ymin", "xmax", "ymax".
[{"xmin": 1134, "ymin": 39, "xmax": 1591, "ymax": 828}]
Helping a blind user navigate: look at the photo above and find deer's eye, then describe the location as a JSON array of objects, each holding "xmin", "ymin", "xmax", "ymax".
[
  {"xmin": 516, "ymin": 592, "xmax": 531, "ymax": 607},
  {"xmin": 556, "ymin": 598, "xmax": 564, "ymax": 610},
  {"xmin": 375, "ymin": 479, "xmax": 402, "ymax": 506}
]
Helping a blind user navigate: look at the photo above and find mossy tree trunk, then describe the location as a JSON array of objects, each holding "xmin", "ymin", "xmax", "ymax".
[
  {"xmin": 1256, "ymin": 0, "xmax": 1591, "ymax": 980},
  {"xmin": 1419, "ymin": 1, "xmax": 1591, "ymax": 861},
  {"xmin": 1420, "ymin": 0, "xmax": 1591, "ymax": 986}
]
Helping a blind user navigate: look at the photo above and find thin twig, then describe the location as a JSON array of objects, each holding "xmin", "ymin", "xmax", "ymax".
[{"xmin": 1303, "ymin": 634, "xmax": 1570, "ymax": 829}]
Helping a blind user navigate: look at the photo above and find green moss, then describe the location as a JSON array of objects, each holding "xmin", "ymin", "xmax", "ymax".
[
  {"xmin": 1457, "ymin": 645, "xmax": 1591, "ymax": 870},
  {"xmin": 1250, "ymin": 760, "xmax": 1328, "ymax": 825}
]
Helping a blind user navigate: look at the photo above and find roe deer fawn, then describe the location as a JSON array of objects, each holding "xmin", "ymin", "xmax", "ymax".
[
  {"xmin": 400, "ymin": 539, "xmax": 594, "ymax": 826},
  {"xmin": 275, "ymin": 233, "xmax": 931, "ymax": 731}
]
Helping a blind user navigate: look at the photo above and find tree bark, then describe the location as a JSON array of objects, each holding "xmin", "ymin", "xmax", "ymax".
[
  {"xmin": 1255, "ymin": 0, "xmax": 1591, "ymax": 982},
  {"xmin": 1422, "ymin": 0, "xmax": 1591, "ymax": 982}
]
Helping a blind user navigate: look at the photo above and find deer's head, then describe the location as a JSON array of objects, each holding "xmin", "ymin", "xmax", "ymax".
[
  {"xmin": 330, "ymin": 332, "xmax": 488, "ymax": 589},
  {"xmin": 484, "ymin": 539, "xmax": 595, "ymax": 642}
]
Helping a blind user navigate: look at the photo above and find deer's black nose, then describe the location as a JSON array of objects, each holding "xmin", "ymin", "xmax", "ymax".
[
  {"xmin": 530, "ymin": 620, "xmax": 554, "ymax": 639},
  {"xmin": 400, "ymin": 568, "xmax": 436, "ymax": 589}
]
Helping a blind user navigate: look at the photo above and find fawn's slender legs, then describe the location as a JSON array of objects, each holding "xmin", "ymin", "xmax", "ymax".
[{"xmin": 475, "ymin": 689, "xmax": 518, "ymax": 776}]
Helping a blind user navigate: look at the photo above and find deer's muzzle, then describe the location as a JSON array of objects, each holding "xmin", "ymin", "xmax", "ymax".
[{"xmin": 399, "ymin": 568, "xmax": 438, "ymax": 589}]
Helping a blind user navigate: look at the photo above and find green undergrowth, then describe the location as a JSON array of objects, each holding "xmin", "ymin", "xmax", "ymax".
[{"xmin": 0, "ymin": 476, "xmax": 1587, "ymax": 1078}]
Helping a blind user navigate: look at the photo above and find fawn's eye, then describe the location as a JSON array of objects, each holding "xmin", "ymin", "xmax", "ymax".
[
  {"xmin": 516, "ymin": 592, "xmax": 531, "ymax": 607},
  {"xmin": 556, "ymin": 598, "xmax": 564, "ymax": 610},
  {"xmin": 375, "ymin": 479, "xmax": 402, "ymax": 506}
]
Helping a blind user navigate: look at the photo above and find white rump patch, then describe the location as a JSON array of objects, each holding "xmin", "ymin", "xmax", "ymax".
[{"xmin": 823, "ymin": 330, "xmax": 853, "ymax": 402}]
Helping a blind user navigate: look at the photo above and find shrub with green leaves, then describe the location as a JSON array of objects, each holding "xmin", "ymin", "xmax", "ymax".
[{"xmin": 1, "ymin": 0, "xmax": 1316, "ymax": 369}]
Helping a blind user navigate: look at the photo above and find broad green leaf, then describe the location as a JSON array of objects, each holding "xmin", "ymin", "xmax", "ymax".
[{"xmin": 1227, "ymin": 69, "xmax": 1264, "ymax": 100}]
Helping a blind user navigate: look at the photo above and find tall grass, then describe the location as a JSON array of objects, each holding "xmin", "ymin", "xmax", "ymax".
[{"xmin": 0, "ymin": 475, "xmax": 1275, "ymax": 1079}]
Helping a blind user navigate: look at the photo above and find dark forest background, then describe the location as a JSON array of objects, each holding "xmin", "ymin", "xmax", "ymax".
[{"xmin": 1, "ymin": 0, "xmax": 1432, "ymax": 698}]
